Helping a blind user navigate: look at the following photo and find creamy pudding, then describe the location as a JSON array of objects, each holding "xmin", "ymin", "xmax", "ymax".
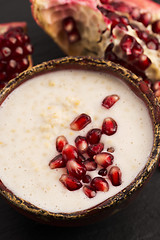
[{"xmin": 0, "ymin": 69, "xmax": 153, "ymax": 213}]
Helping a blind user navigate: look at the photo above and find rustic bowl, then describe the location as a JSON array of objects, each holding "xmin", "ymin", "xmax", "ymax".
[{"xmin": 0, "ymin": 56, "xmax": 160, "ymax": 226}]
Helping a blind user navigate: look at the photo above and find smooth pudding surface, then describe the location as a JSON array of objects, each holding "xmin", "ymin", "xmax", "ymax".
[{"xmin": 0, "ymin": 70, "xmax": 153, "ymax": 213}]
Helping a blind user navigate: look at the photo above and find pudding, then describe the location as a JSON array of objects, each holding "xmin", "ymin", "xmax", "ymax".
[{"xmin": 0, "ymin": 67, "xmax": 153, "ymax": 213}]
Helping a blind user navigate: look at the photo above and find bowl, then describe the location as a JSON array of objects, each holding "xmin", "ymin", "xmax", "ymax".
[{"xmin": 0, "ymin": 56, "xmax": 159, "ymax": 226}]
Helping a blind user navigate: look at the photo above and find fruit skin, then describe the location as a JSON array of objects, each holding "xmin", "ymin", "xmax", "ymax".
[
  {"xmin": 0, "ymin": 22, "xmax": 33, "ymax": 86},
  {"xmin": 30, "ymin": 0, "xmax": 160, "ymax": 83}
]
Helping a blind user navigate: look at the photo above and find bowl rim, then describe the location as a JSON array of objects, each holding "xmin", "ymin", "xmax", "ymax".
[{"xmin": 0, "ymin": 56, "xmax": 160, "ymax": 222}]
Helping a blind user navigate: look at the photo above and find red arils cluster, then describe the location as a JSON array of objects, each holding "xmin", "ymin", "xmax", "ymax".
[
  {"xmin": 0, "ymin": 26, "xmax": 33, "ymax": 86},
  {"xmin": 49, "ymin": 94, "xmax": 122, "ymax": 198},
  {"xmin": 62, "ymin": 17, "xmax": 81, "ymax": 43}
]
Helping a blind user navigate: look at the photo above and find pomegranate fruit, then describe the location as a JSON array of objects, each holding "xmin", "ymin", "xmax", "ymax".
[
  {"xmin": 30, "ymin": 0, "xmax": 160, "ymax": 88},
  {"xmin": 0, "ymin": 22, "xmax": 33, "ymax": 87}
]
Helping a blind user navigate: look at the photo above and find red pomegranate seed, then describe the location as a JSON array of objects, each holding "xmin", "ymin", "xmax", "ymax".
[
  {"xmin": 131, "ymin": 42, "xmax": 143, "ymax": 59},
  {"xmin": 86, "ymin": 128, "xmax": 102, "ymax": 144},
  {"xmin": 62, "ymin": 144, "xmax": 78, "ymax": 161},
  {"xmin": 146, "ymin": 37, "xmax": 159, "ymax": 50},
  {"xmin": 114, "ymin": 23, "xmax": 128, "ymax": 31},
  {"xmin": 49, "ymin": 154, "xmax": 66, "ymax": 169},
  {"xmin": 120, "ymin": 34, "xmax": 135, "ymax": 55},
  {"xmin": 98, "ymin": 168, "xmax": 108, "ymax": 176},
  {"xmin": 83, "ymin": 158, "xmax": 97, "ymax": 171},
  {"xmin": 70, "ymin": 113, "xmax": 91, "ymax": 131},
  {"xmin": 112, "ymin": 2, "xmax": 131, "ymax": 13},
  {"xmin": 131, "ymin": 7, "xmax": 140, "ymax": 20},
  {"xmin": 134, "ymin": 54, "xmax": 151, "ymax": 71},
  {"xmin": 78, "ymin": 153, "xmax": 86, "ymax": 162},
  {"xmin": 94, "ymin": 152, "xmax": 114, "ymax": 168},
  {"xmin": 139, "ymin": 12, "xmax": 152, "ymax": 27},
  {"xmin": 59, "ymin": 174, "xmax": 82, "ymax": 191},
  {"xmin": 62, "ymin": 17, "xmax": 75, "ymax": 33},
  {"xmin": 102, "ymin": 117, "xmax": 117, "ymax": 136},
  {"xmin": 152, "ymin": 20, "xmax": 160, "ymax": 34},
  {"xmin": 87, "ymin": 143, "xmax": 104, "ymax": 157},
  {"xmin": 17, "ymin": 58, "xmax": 29, "ymax": 72},
  {"xmin": 1, "ymin": 47, "xmax": 11, "ymax": 58},
  {"xmin": 119, "ymin": 16, "xmax": 129, "ymax": 25},
  {"xmin": 66, "ymin": 159, "xmax": 86, "ymax": 180},
  {"xmin": 137, "ymin": 30, "xmax": 149, "ymax": 42},
  {"xmin": 91, "ymin": 177, "xmax": 109, "ymax": 192},
  {"xmin": 110, "ymin": 12, "xmax": 120, "ymax": 28},
  {"xmin": 102, "ymin": 94, "xmax": 120, "ymax": 109},
  {"xmin": 82, "ymin": 175, "xmax": 91, "ymax": 184},
  {"xmin": 75, "ymin": 136, "xmax": 88, "ymax": 153},
  {"xmin": 56, "ymin": 135, "xmax": 68, "ymax": 152},
  {"xmin": 143, "ymin": 78, "xmax": 152, "ymax": 88},
  {"xmin": 108, "ymin": 166, "xmax": 122, "ymax": 186},
  {"xmin": 83, "ymin": 185, "xmax": 96, "ymax": 198}
]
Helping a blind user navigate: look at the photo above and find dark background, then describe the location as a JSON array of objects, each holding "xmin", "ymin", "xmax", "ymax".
[{"xmin": 0, "ymin": 0, "xmax": 160, "ymax": 239}]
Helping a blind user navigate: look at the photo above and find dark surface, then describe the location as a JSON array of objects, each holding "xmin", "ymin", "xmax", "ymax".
[{"xmin": 0, "ymin": 0, "xmax": 160, "ymax": 239}]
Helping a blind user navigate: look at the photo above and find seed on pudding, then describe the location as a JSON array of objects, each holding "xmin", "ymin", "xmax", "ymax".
[
  {"xmin": 59, "ymin": 174, "xmax": 82, "ymax": 191},
  {"xmin": 62, "ymin": 144, "xmax": 78, "ymax": 161},
  {"xmin": 102, "ymin": 117, "xmax": 117, "ymax": 136},
  {"xmin": 70, "ymin": 113, "xmax": 91, "ymax": 131},
  {"xmin": 94, "ymin": 152, "xmax": 114, "ymax": 168},
  {"xmin": 49, "ymin": 154, "xmax": 66, "ymax": 169},
  {"xmin": 66, "ymin": 159, "xmax": 86, "ymax": 180},
  {"xmin": 75, "ymin": 136, "xmax": 88, "ymax": 153},
  {"xmin": 102, "ymin": 94, "xmax": 120, "ymax": 109},
  {"xmin": 108, "ymin": 166, "xmax": 122, "ymax": 186},
  {"xmin": 86, "ymin": 128, "xmax": 102, "ymax": 144},
  {"xmin": 56, "ymin": 135, "xmax": 68, "ymax": 152},
  {"xmin": 91, "ymin": 177, "xmax": 109, "ymax": 192},
  {"xmin": 83, "ymin": 185, "xmax": 97, "ymax": 198}
]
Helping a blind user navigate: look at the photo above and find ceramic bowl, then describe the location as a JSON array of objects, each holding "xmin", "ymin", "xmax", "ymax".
[{"xmin": 0, "ymin": 56, "xmax": 159, "ymax": 226}]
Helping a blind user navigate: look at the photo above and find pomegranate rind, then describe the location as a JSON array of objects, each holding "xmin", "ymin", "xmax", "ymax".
[{"xmin": 30, "ymin": 0, "xmax": 160, "ymax": 82}]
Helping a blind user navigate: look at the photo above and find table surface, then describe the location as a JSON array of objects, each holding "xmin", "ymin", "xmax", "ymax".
[{"xmin": 0, "ymin": 0, "xmax": 160, "ymax": 239}]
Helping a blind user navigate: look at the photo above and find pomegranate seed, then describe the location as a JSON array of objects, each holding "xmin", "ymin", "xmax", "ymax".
[
  {"xmin": 134, "ymin": 54, "xmax": 151, "ymax": 71},
  {"xmin": 102, "ymin": 117, "xmax": 117, "ymax": 136},
  {"xmin": 86, "ymin": 128, "xmax": 102, "ymax": 144},
  {"xmin": 78, "ymin": 153, "xmax": 86, "ymax": 162},
  {"xmin": 152, "ymin": 20, "xmax": 160, "ymax": 34},
  {"xmin": 91, "ymin": 177, "xmax": 109, "ymax": 192},
  {"xmin": 131, "ymin": 7, "xmax": 140, "ymax": 20},
  {"xmin": 102, "ymin": 94, "xmax": 120, "ymax": 109},
  {"xmin": 108, "ymin": 166, "xmax": 122, "ymax": 186},
  {"xmin": 75, "ymin": 136, "xmax": 88, "ymax": 153},
  {"xmin": 70, "ymin": 113, "xmax": 91, "ymax": 131},
  {"xmin": 137, "ymin": 31, "xmax": 149, "ymax": 42},
  {"xmin": 63, "ymin": 17, "xmax": 75, "ymax": 33},
  {"xmin": 112, "ymin": 2, "xmax": 131, "ymax": 13},
  {"xmin": 83, "ymin": 158, "xmax": 97, "ymax": 171},
  {"xmin": 87, "ymin": 143, "xmax": 104, "ymax": 157},
  {"xmin": 59, "ymin": 174, "xmax": 82, "ymax": 191},
  {"xmin": 146, "ymin": 37, "xmax": 159, "ymax": 50},
  {"xmin": 66, "ymin": 159, "xmax": 86, "ymax": 180},
  {"xmin": 130, "ymin": 42, "xmax": 143, "ymax": 59},
  {"xmin": 120, "ymin": 35, "xmax": 135, "ymax": 55},
  {"xmin": 119, "ymin": 16, "xmax": 129, "ymax": 25},
  {"xmin": 143, "ymin": 78, "xmax": 152, "ymax": 88},
  {"xmin": 107, "ymin": 147, "xmax": 115, "ymax": 153},
  {"xmin": 114, "ymin": 23, "xmax": 128, "ymax": 31},
  {"xmin": 62, "ymin": 144, "xmax": 78, "ymax": 161},
  {"xmin": 139, "ymin": 12, "xmax": 152, "ymax": 27},
  {"xmin": 49, "ymin": 154, "xmax": 66, "ymax": 169},
  {"xmin": 7, "ymin": 59, "xmax": 17, "ymax": 72},
  {"xmin": 109, "ymin": 12, "xmax": 120, "ymax": 28},
  {"xmin": 1, "ymin": 47, "xmax": 11, "ymax": 58},
  {"xmin": 94, "ymin": 152, "xmax": 114, "ymax": 168},
  {"xmin": 56, "ymin": 135, "xmax": 68, "ymax": 152},
  {"xmin": 17, "ymin": 58, "xmax": 29, "ymax": 72},
  {"xmin": 82, "ymin": 175, "xmax": 91, "ymax": 184},
  {"xmin": 24, "ymin": 43, "xmax": 33, "ymax": 55},
  {"xmin": 83, "ymin": 185, "xmax": 96, "ymax": 198},
  {"xmin": 98, "ymin": 168, "xmax": 108, "ymax": 176}
]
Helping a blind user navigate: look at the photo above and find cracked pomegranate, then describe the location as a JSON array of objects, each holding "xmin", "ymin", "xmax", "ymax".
[
  {"xmin": 0, "ymin": 22, "xmax": 33, "ymax": 87},
  {"xmin": 30, "ymin": 0, "xmax": 160, "ymax": 94}
]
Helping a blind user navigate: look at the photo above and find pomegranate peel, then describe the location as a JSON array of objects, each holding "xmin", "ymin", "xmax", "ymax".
[{"xmin": 30, "ymin": 0, "xmax": 160, "ymax": 85}]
